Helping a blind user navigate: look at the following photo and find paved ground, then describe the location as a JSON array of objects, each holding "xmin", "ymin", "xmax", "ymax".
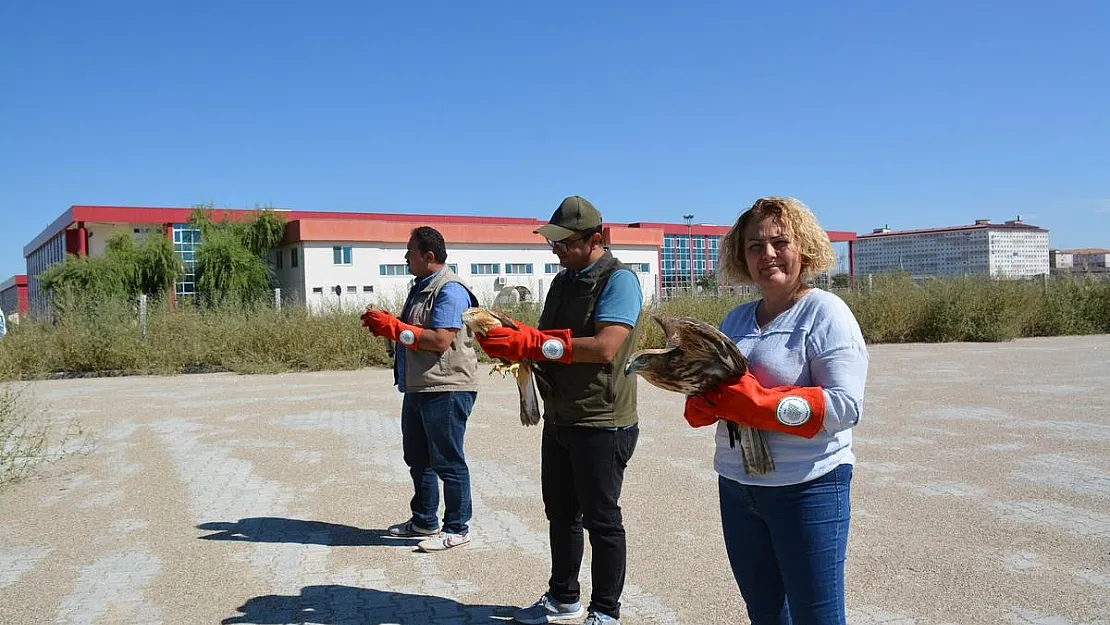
[{"xmin": 1, "ymin": 334, "xmax": 1108, "ymax": 625}]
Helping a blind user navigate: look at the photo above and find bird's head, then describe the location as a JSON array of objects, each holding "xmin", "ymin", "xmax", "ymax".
[
  {"xmin": 623, "ymin": 314, "xmax": 748, "ymax": 395},
  {"xmin": 623, "ymin": 314, "xmax": 683, "ymax": 376}
]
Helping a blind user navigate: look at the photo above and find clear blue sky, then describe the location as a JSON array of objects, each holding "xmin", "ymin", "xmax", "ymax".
[{"xmin": 2, "ymin": 1, "xmax": 1107, "ymax": 279}]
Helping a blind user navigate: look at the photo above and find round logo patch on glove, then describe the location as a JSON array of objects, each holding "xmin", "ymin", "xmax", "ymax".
[
  {"xmin": 398, "ymin": 329, "xmax": 416, "ymax": 346},
  {"xmin": 540, "ymin": 338, "xmax": 565, "ymax": 360},
  {"xmin": 776, "ymin": 396, "xmax": 812, "ymax": 427}
]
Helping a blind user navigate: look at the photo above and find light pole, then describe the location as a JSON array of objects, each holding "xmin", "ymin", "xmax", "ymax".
[{"xmin": 683, "ymin": 214, "xmax": 695, "ymax": 292}]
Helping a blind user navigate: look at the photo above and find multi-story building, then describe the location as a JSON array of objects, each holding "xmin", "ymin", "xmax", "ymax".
[
  {"xmin": 20, "ymin": 205, "xmax": 668, "ymax": 316},
  {"xmin": 625, "ymin": 221, "xmax": 857, "ymax": 295},
  {"xmin": 20, "ymin": 205, "xmax": 862, "ymax": 315},
  {"xmin": 855, "ymin": 217, "xmax": 1050, "ymax": 278},
  {"xmin": 0, "ymin": 274, "xmax": 29, "ymax": 321},
  {"xmin": 1050, "ymin": 248, "xmax": 1110, "ymax": 275}
]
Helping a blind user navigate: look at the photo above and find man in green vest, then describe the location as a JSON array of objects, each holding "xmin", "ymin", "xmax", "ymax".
[
  {"xmin": 362, "ymin": 226, "xmax": 481, "ymax": 552},
  {"xmin": 477, "ymin": 196, "xmax": 644, "ymax": 625}
]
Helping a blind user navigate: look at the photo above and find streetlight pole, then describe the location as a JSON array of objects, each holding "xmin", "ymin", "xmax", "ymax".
[{"xmin": 683, "ymin": 214, "xmax": 695, "ymax": 293}]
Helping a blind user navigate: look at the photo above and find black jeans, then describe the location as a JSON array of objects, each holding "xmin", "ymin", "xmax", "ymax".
[{"xmin": 541, "ymin": 422, "xmax": 639, "ymax": 620}]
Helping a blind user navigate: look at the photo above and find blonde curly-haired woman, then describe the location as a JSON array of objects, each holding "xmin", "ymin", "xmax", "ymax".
[{"xmin": 685, "ymin": 197, "xmax": 869, "ymax": 625}]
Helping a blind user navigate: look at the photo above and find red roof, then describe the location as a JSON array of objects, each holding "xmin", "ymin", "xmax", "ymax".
[
  {"xmin": 25, "ymin": 204, "xmax": 859, "ymax": 255},
  {"xmin": 1056, "ymin": 248, "xmax": 1110, "ymax": 254}
]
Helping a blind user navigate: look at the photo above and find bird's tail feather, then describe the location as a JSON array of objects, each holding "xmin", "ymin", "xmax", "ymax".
[
  {"xmin": 516, "ymin": 363, "xmax": 542, "ymax": 426},
  {"xmin": 738, "ymin": 426, "xmax": 775, "ymax": 476}
]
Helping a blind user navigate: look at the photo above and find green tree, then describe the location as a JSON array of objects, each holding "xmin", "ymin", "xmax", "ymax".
[
  {"xmin": 190, "ymin": 204, "xmax": 287, "ymax": 307},
  {"xmin": 696, "ymin": 271, "xmax": 718, "ymax": 291},
  {"xmin": 40, "ymin": 232, "xmax": 183, "ymax": 315}
]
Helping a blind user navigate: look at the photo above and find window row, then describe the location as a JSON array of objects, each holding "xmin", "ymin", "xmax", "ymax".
[
  {"xmin": 312, "ymin": 285, "xmax": 376, "ymax": 295},
  {"xmin": 323, "ymin": 249, "xmax": 653, "ymax": 276}
]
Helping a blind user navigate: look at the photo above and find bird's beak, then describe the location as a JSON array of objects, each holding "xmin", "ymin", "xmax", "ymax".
[{"xmin": 623, "ymin": 355, "xmax": 644, "ymax": 376}]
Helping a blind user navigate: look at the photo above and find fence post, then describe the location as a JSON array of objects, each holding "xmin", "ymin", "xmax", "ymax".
[
  {"xmin": 138, "ymin": 294, "xmax": 148, "ymax": 340},
  {"xmin": 867, "ymin": 273, "xmax": 873, "ymax": 294},
  {"xmin": 274, "ymin": 287, "xmax": 281, "ymax": 310}
]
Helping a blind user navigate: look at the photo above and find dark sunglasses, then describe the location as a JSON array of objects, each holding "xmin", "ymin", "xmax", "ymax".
[{"xmin": 545, "ymin": 233, "xmax": 591, "ymax": 253}]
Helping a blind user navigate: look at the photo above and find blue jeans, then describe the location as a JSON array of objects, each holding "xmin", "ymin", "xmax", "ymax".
[
  {"xmin": 719, "ymin": 464, "xmax": 853, "ymax": 625},
  {"xmin": 400, "ymin": 391, "xmax": 476, "ymax": 535}
]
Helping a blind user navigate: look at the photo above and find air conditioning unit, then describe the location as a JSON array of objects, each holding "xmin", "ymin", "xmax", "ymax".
[{"xmin": 493, "ymin": 277, "xmax": 506, "ymax": 290}]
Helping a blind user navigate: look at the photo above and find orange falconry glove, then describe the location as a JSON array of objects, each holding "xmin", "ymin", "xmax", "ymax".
[
  {"xmin": 684, "ymin": 371, "xmax": 827, "ymax": 438},
  {"xmin": 361, "ymin": 308, "xmax": 423, "ymax": 351},
  {"xmin": 475, "ymin": 322, "xmax": 574, "ymax": 365}
]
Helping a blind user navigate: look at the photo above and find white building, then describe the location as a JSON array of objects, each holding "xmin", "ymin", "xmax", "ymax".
[
  {"xmin": 273, "ymin": 216, "xmax": 662, "ymax": 312},
  {"xmin": 855, "ymin": 217, "xmax": 1050, "ymax": 278},
  {"xmin": 1050, "ymin": 248, "xmax": 1110, "ymax": 275},
  {"xmin": 20, "ymin": 206, "xmax": 664, "ymax": 315}
]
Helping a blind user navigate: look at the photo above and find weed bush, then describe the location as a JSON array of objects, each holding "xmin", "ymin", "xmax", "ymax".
[{"xmin": 0, "ymin": 275, "xmax": 1106, "ymax": 381}]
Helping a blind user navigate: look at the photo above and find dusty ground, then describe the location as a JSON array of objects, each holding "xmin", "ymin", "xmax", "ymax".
[{"xmin": 1, "ymin": 334, "xmax": 1108, "ymax": 625}]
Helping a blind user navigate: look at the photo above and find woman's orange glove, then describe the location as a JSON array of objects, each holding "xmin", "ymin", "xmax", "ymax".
[{"xmin": 684, "ymin": 372, "xmax": 827, "ymax": 438}]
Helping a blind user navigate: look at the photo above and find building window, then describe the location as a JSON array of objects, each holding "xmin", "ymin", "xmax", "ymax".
[
  {"xmin": 363, "ymin": 285, "xmax": 374, "ymax": 293},
  {"xmin": 471, "ymin": 263, "xmax": 499, "ymax": 275},
  {"xmin": 312, "ymin": 287, "xmax": 323, "ymax": 294},
  {"xmin": 172, "ymin": 224, "xmax": 201, "ymax": 297},
  {"xmin": 505, "ymin": 263, "xmax": 533, "ymax": 275},
  {"xmin": 545, "ymin": 263, "xmax": 561, "ymax": 273},
  {"xmin": 291, "ymin": 248, "xmax": 298, "ymax": 268},
  {"xmin": 276, "ymin": 250, "xmax": 283, "ymax": 269},
  {"xmin": 347, "ymin": 285, "xmax": 357, "ymax": 293},
  {"xmin": 630, "ymin": 263, "xmax": 650, "ymax": 273},
  {"xmin": 380, "ymin": 264, "xmax": 408, "ymax": 276},
  {"xmin": 448, "ymin": 264, "xmax": 458, "ymax": 273},
  {"xmin": 333, "ymin": 246, "xmax": 352, "ymax": 265}
]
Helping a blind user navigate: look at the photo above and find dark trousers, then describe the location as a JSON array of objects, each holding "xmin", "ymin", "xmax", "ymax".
[
  {"xmin": 719, "ymin": 464, "xmax": 853, "ymax": 625},
  {"xmin": 541, "ymin": 422, "xmax": 639, "ymax": 620},
  {"xmin": 400, "ymin": 391, "xmax": 476, "ymax": 535}
]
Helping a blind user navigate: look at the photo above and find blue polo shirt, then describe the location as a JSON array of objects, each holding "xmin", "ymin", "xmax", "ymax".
[{"xmin": 395, "ymin": 270, "xmax": 471, "ymax": 393}]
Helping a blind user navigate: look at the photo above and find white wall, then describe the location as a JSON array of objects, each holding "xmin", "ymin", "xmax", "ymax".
[
  {"xmin": 988, "ymin": 231, "xmax": 1049, "ymax": 277},
  {"xmin": 85, "ymin": 222, "xmax": 164, "ymax": 256},
  {"xmin": 296, "ymin": 241, "xmax": 659, "ymax": 313}
]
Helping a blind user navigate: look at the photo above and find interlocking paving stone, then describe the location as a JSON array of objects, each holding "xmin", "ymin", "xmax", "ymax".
[{"xmin": 1, "ymin": 335, "xmax": 1108, "ymax": 624}]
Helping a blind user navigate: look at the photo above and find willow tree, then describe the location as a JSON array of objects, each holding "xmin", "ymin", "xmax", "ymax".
[
  {"xmin": 190, "ymin": 205, "xmax": 287, "ymax": 307},
  {"xmin": 40, "ymin": 231, "xmax": 183, "ymax": 315}
]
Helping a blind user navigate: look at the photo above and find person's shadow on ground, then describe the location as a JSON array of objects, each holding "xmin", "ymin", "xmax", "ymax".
[
  {"xmin": 221, "ymin": 585, "xmax": 515, "ymax": 624},
  {"xmin": 197, "ymin": 517, "xmax": 420, "ymax": 547}
]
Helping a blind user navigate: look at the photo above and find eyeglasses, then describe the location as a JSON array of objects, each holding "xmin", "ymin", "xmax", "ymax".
[{"xmin": 545, "ymin": 233, "xmax": 590, "ymax": 253}]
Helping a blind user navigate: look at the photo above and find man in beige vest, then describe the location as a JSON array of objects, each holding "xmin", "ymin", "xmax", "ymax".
[{"xmin": 362, "ymin": 226, "xmax": 481, "ymax": 552}]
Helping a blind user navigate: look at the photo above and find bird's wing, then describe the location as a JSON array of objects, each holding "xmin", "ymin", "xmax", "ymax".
[
  {"xmin": 707, "ymin": 323, "xmax": 749, "ymax": 377},
  {"xmin": 487, "ymin": 308, "xmax": 519, "ymax": 330},
  {"xmin": 462, "ymin": 307, "xmax": 504, "ymax": 336}
]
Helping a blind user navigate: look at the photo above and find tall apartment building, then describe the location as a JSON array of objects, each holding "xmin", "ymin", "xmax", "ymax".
[{"xmin": 855, "ymin": 217, "xmax": 1049, "ymax": 278}]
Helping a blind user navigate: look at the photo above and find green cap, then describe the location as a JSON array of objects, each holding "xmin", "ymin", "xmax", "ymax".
[{"xmin": 534, "ymin": 195, "xmax": 603, "ymax": 241}]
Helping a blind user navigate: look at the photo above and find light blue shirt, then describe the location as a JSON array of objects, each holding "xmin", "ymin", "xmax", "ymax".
[
  {"xmin": 714, "ymin": 289, "xmax": 869, "ymax": 487},
  {"xmin": 395, "ymin": 271, "xmax": 472, "ymax": 393},
  {"xmin": 596, "ymin": 269, "xmax": 642, "ymax": 326}
]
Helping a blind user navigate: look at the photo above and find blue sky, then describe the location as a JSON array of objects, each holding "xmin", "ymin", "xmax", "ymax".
[{"xmin": 2, "ymin": 1, "xmax": 1107, "ymax": 279}]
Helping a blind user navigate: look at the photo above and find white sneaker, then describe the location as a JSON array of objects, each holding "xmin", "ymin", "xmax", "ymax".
[{"xmin": 417, "ymin": 532, "xmax": 470, "ymax": 552}]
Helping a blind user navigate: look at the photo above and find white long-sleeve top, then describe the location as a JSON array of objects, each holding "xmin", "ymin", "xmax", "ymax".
[{"xmin": 714, "ymin": 288, "xmax": 870, "ymax": 487}]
